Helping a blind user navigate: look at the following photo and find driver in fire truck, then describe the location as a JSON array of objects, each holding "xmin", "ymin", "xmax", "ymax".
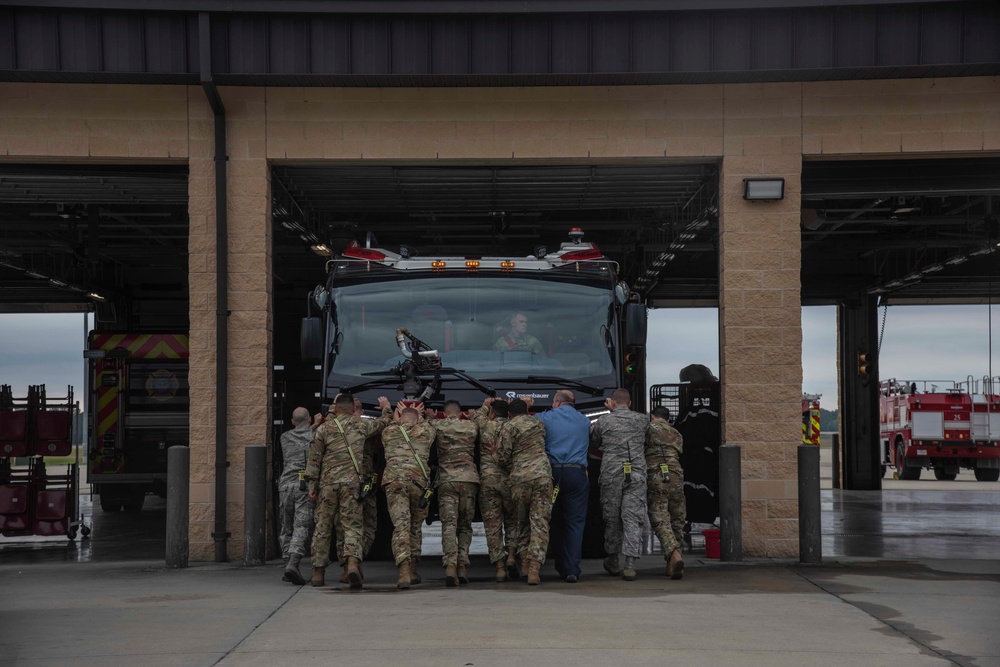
[{"xmin": 493, "ymin": 312, "xmax": 545, "ymax": 355}]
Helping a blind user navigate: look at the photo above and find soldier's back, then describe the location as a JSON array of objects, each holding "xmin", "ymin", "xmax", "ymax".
[
  {"xmin": 596, "ymin": 408, "xmax": 648, "ymax": 462},
  {"xmin": 435, "ymin": 417, "xmax": 479, "ymax": 484},
  {"xmin": 382, "ymin": 421, "xmax": 436, "ymax": 485},
  {"xmin": 507, "ymin": 415, "xmax": 551, "ymax": 485}
]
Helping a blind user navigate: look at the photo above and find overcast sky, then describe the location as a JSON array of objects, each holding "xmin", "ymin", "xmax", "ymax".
[{"xmin": 2, "ymin": 306, "xmax": 1000, "ymax": 413}]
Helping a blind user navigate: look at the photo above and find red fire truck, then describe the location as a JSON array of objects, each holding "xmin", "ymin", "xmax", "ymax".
[
  {"xmin": 879, "ymin": 378, "xmax": 1000, "ymax": 482},
  {"xmin": 802, "ymin": 393, "xmax": 821, "ymax": 446},
  {"xmin": 85, "ymin": 333, "xmax": 189, "ymax": 511}
]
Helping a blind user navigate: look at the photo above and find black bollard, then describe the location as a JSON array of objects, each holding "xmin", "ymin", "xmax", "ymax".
[
  {"xmin": 244, "ymin": 445, "xmax": 267, "ymax": 566},
  {"xmin": 719, "ymin": 444, "xmax": 742, "ymax": 561},
  {"xmin": 166, "ymin": 446, "xmax": 190, "ymax": 568},
  {"xmin": 798, "ymin": 444, "xmax": 822, "ymax": 564}
]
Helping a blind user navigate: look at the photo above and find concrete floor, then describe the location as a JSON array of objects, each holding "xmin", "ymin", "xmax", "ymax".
[
  {"xmin": 0, "ymin": 557, "xmax": 997, "ymax": 667},
  {"xmin": 2, "ymin": 454, "xmax": 998, "ymax": 666}
]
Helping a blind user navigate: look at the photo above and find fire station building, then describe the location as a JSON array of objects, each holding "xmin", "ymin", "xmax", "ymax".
[{"xmin": 2, "ymin": 1, "xmax": 999, "ymax": 561}]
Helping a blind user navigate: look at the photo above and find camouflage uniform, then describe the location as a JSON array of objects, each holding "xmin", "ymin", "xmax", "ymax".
[
  {"xmin": 493, "ymin": 333, "xmax": 545, "ymax": 355},
  {"xmin": 278, "ymin": 423, "xmax": 315, "ymax": 560},
  {"xmin": 361, "ymin": 437, "xmax": 379, "ymax": 557},
  {"xmin": 498, "ymin": 414, "xmax": 553, "ymax": 564},
  {"xmin": 433, "ymin": 416, "xmax": 480, "ymax": 568},
  {"xmin": 591, "ymin": 407, "xmax": 648, "ymax": 559},
  {"xmin": 336, "ymin": 429, "xmax": 379, "ymax": 561},
  {"xmin": 472, "ymin": 407, "xmax": 515, "ymax": 564},
  {"xmin": 381, "ymin": 420, "xmax": 437, "ymax": 566},
  {"xmin": 305, "ymin": 407, "xmax": 392, "ymax": 568},
  {"xmin": 645, "ymin": 421, "xmax": 686, "ymax": 556}
]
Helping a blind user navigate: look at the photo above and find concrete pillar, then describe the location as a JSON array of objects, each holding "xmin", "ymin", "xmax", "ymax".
[
  {"xmin": 187, "ymin": 86, "xmax": 221, "ymax": 561},
  {"xmin": 719, "ymin": 83, "xmax": 804, "ymax": 558},
  {"xmin": 186, "ymin": 86, "xmax": 272, "ymax": 561},
  {"xmin": 222, "ymin": 86, "xmax": 273, "ymax": 561}
]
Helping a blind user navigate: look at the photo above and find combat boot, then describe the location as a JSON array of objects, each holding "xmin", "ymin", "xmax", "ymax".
[
  {"xmin": 623, "ymin": 556, "xmax": 637, "ymax": 581},
  {"xmin": 457, "ymin": 565, "xmax": 469, "ymax": 585},
  {"xmin": 338, "ymin": 564, "xmax": 350, "ymax": 584},
  {"xmin": 526, "ymin": 559, "xmax": 542, "ymax": 586},
  {"xmin": 397, "ymin": 560, "xmax": 412, "ymax": 590},
  {"xmin": 445, "ymin": 563, "xmax": 458, "ymax": 587},
  {"xmin": 495, "ymin": 561, "xmax": 508, "ymax": 583},
  {"xmin": 505, "ymin": 549, "xmax": 520, "ymax": 580},
  {"xmin": 603, "ymin": 555, "xmax": 621, "ymax": 576},
  {"xmin": 346, "ymin": 556, "xmax": 363, "ymax": 590},
  {"xmin": 667, "ymin": 549, "xmax": 685, "ymax": 580},
  {"xmin": 409, "ymin": 558, "xmax": 422, "ymax": 585},
  {"xmin": 310, "ymin": 565, "xmax": 326, "ymax": 587},
  {"xmin": 284, "ymin": 554, "xmax": 305, "ymax": 586},
  {"xmin": 517, "ymin": 551, "xmax": 528, "ymax": 579}
]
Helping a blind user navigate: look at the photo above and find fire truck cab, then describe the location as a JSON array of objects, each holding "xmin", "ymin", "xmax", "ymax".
[{"xmin": 879, "ymin": 378, "xmax": 1000, "ymax": 482}]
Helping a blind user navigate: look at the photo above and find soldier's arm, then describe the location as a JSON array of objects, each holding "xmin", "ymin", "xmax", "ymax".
[
  {"xmin": 470, "ymin": 405, "xmax": 490, "ymax": 428},
  {"xmin": 532, "ymin": 337, "xmax": 545, "ymax": 355},
  {"xmin": 364, "ymin": 405, "xmax": 394, "ymax": 438},
  {"xmin": 590, "ymin": 418, "xmax": 603, "ymax": 449},
  {"xmin": 496, "ymin": 424, "xmax": 513, "ymax": 470},
  {"xmin": 303, "ymin": 426, "xmax": 328, "ymax": 494}
]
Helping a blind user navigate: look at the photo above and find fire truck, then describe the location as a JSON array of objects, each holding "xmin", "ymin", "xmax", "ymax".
[
  {"xmin": 300, "ymin": 228, "xmax": 647, "ymax": 557},
  {"xmin": 85, "ymin": 333, "xmax": 190, "ymax": 511},
  {"xmin": 879, "ymin": 378, "xmax": 1000, "ymax": 482},
  {"xmin": 802, "ymin": 393, "xmax": 821, "ymax": 446}
]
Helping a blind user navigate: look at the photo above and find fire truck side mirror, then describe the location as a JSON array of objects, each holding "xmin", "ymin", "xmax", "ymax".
[
  {"xmin": 857, "ymin": 352, "xmax": 869, "ymax": 377},
  {"xmin": 623, "ymin": 301, "xmax": 647, "ymax": 347},
  {"xmin": 300, "ymin": 317, "xmax": 324, "ymax": 362}
]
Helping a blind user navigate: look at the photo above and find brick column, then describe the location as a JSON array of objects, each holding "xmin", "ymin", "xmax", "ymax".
[
  {"xmin": 719, "ymin": 83, "xmax": 804, "ymax": 558},
  {"xmin": 186, "ymin": 87, "xmax": 271, "ymax": 561},
  {"xmin": 186, "ymin": 87, "xmax": 218, "ymax": 560},
  {"xmin": 223, "ymin": 87, "xmax": 273, "ymax": 559}
]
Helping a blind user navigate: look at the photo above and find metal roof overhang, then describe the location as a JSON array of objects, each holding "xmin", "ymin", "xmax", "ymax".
[
  {"xmin": 1, "ymin": 2, "xmax": 997, "ymax": 87},
  {"xmin": 801, "ymin": 157, "xmax": 1000, "ymax": 306},
  {"xmin": 270, "ymin": 161, "xmax": 720, "ymax": 304}
]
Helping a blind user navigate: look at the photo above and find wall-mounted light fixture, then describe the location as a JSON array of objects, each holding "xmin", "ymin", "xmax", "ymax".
[{"xmin": 743, "ymin": 178, "xmax": 785, "ymax": 201}]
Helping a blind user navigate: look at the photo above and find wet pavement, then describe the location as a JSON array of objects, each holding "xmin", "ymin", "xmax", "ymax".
[
  {"xmin": 822, "ymin": 489, "xmax": 1000, "ymax": 560},
  {"xmin": 0, "ymin": 494, "xmax": 166, "ymax": 565}
]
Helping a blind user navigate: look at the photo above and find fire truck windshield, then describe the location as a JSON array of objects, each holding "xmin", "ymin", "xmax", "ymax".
[{"xmin": 328, "ymin": 274, "xmax": 616, "ymax": 383}]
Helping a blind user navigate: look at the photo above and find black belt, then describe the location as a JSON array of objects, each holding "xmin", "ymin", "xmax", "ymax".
[{"xmin": 550, "ymin": 463, "xmax": 586, "ymax": 469}]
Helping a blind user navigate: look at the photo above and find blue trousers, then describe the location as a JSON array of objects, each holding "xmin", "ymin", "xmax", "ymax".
[{"xmin": 549, "ymin": 466, "xmax": 589, "ymax": 577}]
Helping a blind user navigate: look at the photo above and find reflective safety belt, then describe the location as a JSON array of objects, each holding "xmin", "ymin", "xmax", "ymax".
[
  {"xmin": 399, "ymin": 426, "xmax": 430, "ymax": 484},
  {"xmin": 332, "ymin": 416, "xmax": 363, "ymax": 481}
]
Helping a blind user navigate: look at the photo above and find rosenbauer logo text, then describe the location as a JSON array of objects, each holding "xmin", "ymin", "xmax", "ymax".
[{"xmin": 506, "ymin": 391, "xmax": 550, "ymax": 400}]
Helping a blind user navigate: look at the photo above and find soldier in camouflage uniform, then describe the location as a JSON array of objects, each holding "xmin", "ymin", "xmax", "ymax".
[
  {"xmin": 432, "ymin": 400, "xmax": 479, "ymax": 586},
  {"xmin": 498, "ymin": 399, "xmax": 552, "ymax": 586},
  {"xmin": 382, "ymin": 406, "xmax": 437, "ymax": 589},
  {"xmin": 305, "ymin": 393, "xmax": 392, "ymax": 589},
  {"xmin": 279, "ymin": 407, "xmax": 315, "ymax": 586},
  {"xmin": 590, "ymin": 388, "xmax": 648, "ymax": 581},
  {"xmin": 646, "ymin": 406, "xmax": 686, "ymax": 579},
  {"xmin": 471, "ymin": 398, "xmax": 516, "ymax": 582},
  {"xmin": 335, "ymin": 398, "xmax": 380, "ymax": 584}
]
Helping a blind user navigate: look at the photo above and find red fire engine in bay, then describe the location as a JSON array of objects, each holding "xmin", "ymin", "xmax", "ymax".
[
  {"xmin": 879, "ymin": 378, "xmax": 1000, "ymax": 482},
  {"xmin": 802, "ymin": 393, "xmax": 821, "ymax": 446}
]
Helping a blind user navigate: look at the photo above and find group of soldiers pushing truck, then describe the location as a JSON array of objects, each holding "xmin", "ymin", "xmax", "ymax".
[{"xmin": 277, "ymin": 387, "xmax": 687, "ymax": 589}]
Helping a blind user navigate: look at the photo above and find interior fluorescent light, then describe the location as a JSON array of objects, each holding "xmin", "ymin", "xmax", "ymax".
[
  {"xmin": 311, "ymin": 244, "xmax": 332, "ymax": 257},
  {"xmin": 86, "ymin": 292, "xmax": 106, "ymax": 302}
]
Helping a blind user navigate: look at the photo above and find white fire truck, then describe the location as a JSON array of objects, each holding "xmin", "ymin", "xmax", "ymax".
[{"xmin": 879, "ymin": 378, "xmax": 1000, "ymax": 481}]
